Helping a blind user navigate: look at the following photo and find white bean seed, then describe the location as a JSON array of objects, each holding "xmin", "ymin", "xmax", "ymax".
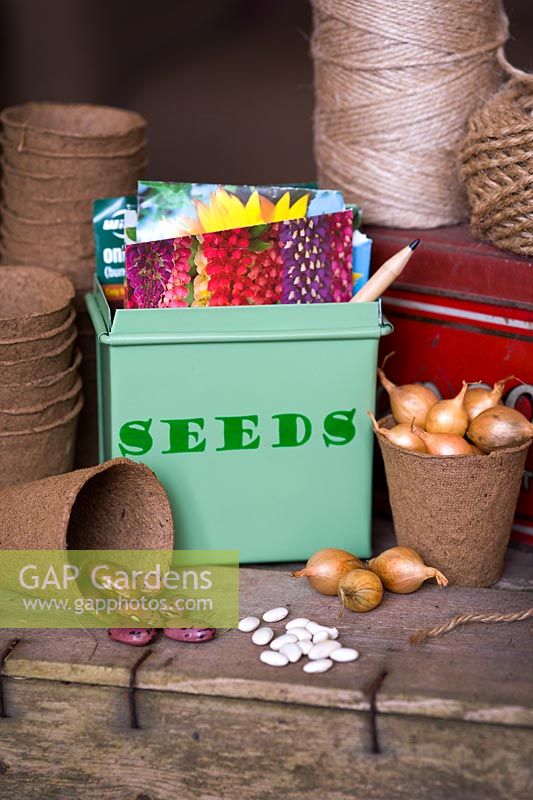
[
  {"xmin": 326, "ymin": 627, "xmax": 339, "ymax": 640},
  {"xmin": 303, "ymin": 658, "xmax": 333, "ymax": 674},
  {"xmin": 252, "ymin": 627, "xmax": 274, "ymax": 646},
  {"xmin": 330, "ymin": 647, "xmax": 359, "ymax": 663},
  {"xmin": 238, "ymin": 616, "xmax": 260, "ymax": 633},
  {"xmin": 262, "ymin": 607, "xmax": 289, "ymax": 623},
  {"xmin": 306, "ymin": 621, "xmax": 329, "ymax": 635},
  {"xmin": 287, "ymin": 627, "xmax": 312, "ymax": 641},
  {"xmin": 298, "ymin": 639, "xmax": 313, "ymax": 655},
  {"xmin": 285, "ymin": 618, "xmax": 310, "ymax": 630},
  {"xmin": 279, "ymin": 642, "xmax": 302, "ymax": 663},
  {"xmin": 308, "ymin": 641, "xmax": 342, "ymax": 660},
  {"xmin": 312, "ymin": 630, "xmax": 330, "ymax": 644},
  {"xmin": 260, "ymin": 650, "xmax": 289, "ymax": 667},
  {"xmin": 270, "ymin": 633, "xmax": 298, "ymax": 651}
]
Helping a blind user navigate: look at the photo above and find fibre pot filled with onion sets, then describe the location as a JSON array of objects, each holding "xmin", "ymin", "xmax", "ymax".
[
  {"xmin": 375, "ymin": 416, "xmax": 529, "ymax": 586},
  {"xmin": 372, "ymin": 361, "xmax": 533, "ymax": 587}
]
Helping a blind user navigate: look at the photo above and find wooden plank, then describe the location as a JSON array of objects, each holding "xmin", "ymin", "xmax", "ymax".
[
  {"xmin": 134, "ymin": 572, "xmax": 533, "ymax": 725},
  {"xmin": 378, "ymin": 651, "xmax": 533, "ymax": 727},
  {"xmin": 0, "ymin": 677, "xmax": 531, "ymax": 800},
  {"xmin": 0, "ymin": 627, "xmax": 145, "ymax": 690},
  {"xmin": 1, "ymin": 564, "xmax": 531, "ymax": 726}
]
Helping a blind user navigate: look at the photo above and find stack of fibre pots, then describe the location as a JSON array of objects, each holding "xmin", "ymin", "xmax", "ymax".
[
  {"xmin": 0, "ymin": 102, "xmax": 147, "ymax": 467},
  {"xmin": 0, "ymin": 267, "xmax": 82, "ymax": 486}
]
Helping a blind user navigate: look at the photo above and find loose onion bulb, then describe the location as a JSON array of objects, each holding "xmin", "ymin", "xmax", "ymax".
[
  {"xmin": 368, "ymin": 546, "xmax": 448, "ymax": 594},
  {"xmin": 367, "ymin": 411, "xmax": 427, "ymax": 453},
  {"xmin": 464, "ymin": 376, "xmax": 515, "ymax": 422},
  {"xmin": 425, "ymin": 381, "xmax": 469, "ymax": 436},
  {"xmin": 467, "ymin": 406, "xmax": 533, "ymax": 452},
  {"xmin": 337, "ymin": 568, "xmax": 383, "ymax": 612},
  {"xmin": 292, "ymin": 548, "xmax": 364, "ymax": 595},
  {"xmin": 377, "ymin": 353, "xmax": 438, "ymax": 428},
  {"xmin": 411, "ymin": 426, "xmax": 475, "ymax": 456}
]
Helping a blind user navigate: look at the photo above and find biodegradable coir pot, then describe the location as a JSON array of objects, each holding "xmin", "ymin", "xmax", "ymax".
[
  {"xmin": 1, "ymin": 162, "xmax": 143, "ymax": 203},
  {"xmin": 0, "ymin": 457, "xmax": 174, "ymax": 550},
  {"xmin": 0, "ymin": 326, "xmax": 77, "ymax": 383},
  {"xmin": 1, "ymin": 189, "xmax": 93, "ymax": 224},
  {"xmin": 1, "ymin": 207, "xmax": 94, "ymax": 250},
  {"xmin": 376, "ymin": 416, "xmax": 531, "ymax": 587},
  {"xmin": 0, "ymin": 307, "xmax": 75, "ymax": 361},
  {"xmin": 1, "ymin": 141, "xmax": 146, "ymax": 180},
  {"xmin": 0, "ymin": 377, "xmax": 81, "ymax": 432},
  {"xmin": 0, "ymin": 102, "xmax": 146, "ymax": 156},
  {"xmin": 0, "ymin": 349, "xmax": 81, "ymax": 407},
  {"xmin": 0, "ymin": 266, "xmax": 74, "ymax": 339},
  {"xmin": 0, "ymin": 251, "xmax": 96, "ymax": 292},
  {"xmin": 0, "ymin": 395, "xmax": 83, "ymax": 486},
  {"xmin": 0, "ymin": 227, "xmax": 94, "ymax": 260}
]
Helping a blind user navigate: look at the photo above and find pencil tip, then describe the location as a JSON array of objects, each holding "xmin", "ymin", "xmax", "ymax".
[{"xmin": 409, "ymin": 239, "xmax": 421, "ymax": 251}]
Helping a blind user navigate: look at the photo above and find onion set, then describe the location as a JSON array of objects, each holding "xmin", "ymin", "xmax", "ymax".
[
  {"xmin": 377, "ymin": 353, "xmax": 438, "ymax": 428},
  {"xmin": 376, "ymin": 357, "xmax": 531, "ymax": 457},
  {"xmin": 368, "ymin": 412, "xmax": 427, "ymax": 453},
  {"xmin": 295, "ymin": 544, "xmax": 450, "ymax": 615},
  {"xmin": 464, "ymin": 376, "xmax": 516, "ymax": 422},
  {"xmin": 411, "ymin": 425, "xmax": 475, "ymax": 456},
  {"xmin": 368, "ymin": 547, "xmax": 448, "ymax": 594},
  {"xmin": 467, "ymin": 406, "xmax": 533, "ymax": 452},
  {"xmin": 337, "ymin": 569, "xmax": 383, "ymax": 612},
  {"xmin": 425, "ymin": 382, "xmax": 469, "ymax": 436},
  {"xmin": 292, "ymin": 548, "xmax": 364, "ymax": 595}
]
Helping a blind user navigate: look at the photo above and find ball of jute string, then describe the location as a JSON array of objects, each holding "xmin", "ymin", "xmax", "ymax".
[
  {"xmin": 311, "ymin": 0, "xmax": 508, "ymax": 228},
  {"xmin": 459, "ymin": 61, "xmax": 533, "ymax": 257}
]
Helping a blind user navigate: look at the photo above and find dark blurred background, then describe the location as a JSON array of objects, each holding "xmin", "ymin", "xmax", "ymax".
[{"xmin": 0, "ymin": 0, "xmax": 531, "ymax": 185}]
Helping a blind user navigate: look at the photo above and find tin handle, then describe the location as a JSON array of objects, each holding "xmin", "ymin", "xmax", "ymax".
[{"xmin": 378, "ymin": 299, "xmax": 394, "ymax": 337}]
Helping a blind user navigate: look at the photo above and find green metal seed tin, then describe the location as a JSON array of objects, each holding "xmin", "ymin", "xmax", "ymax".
[{"xmin": 86, "ymin": 279, "xmax": 392, "ymax": 562}]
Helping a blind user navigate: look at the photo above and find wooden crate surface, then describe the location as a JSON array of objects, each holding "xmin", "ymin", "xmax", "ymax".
[{"xmin": 0, "ymin": 520, "xmax": 531, "ymax": 799}]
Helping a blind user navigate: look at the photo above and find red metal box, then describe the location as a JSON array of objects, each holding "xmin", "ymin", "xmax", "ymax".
[{"xmin": 367, "ymin": 224, "xmax": 533, "ymax": 546}]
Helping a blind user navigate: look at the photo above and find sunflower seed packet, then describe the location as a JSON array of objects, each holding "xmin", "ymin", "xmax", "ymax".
[{"xmin": 135, "ymin": 182, "xmax": 346, "ymax": 244}]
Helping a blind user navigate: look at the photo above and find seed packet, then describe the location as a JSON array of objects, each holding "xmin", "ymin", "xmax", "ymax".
[
  {"xmin": 124, "ymin": 210, "xmax": 353, "ymax": 309},
  {"xmin": 123, "ymin": 208, "xmax": 138, "ymax": 245},
  {"xmin": 93, "ymin": 196, "xmax": 136, "ymax": 305},
  {"xmin": 352, "ymin": 230, "xmax": 372, "ymax": 295},
  {"xmin": 135, "ymin": 182, "xmax": 346, "ymax": 244}
]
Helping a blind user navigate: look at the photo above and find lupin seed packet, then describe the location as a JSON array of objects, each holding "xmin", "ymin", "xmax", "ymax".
[
  {"xmin": 124, "ymin": 209, "xmax": 353, "ymax": 309},
  {"xmin": 135, "ymin": 182, "xmax": 346, "ymax": 243}
]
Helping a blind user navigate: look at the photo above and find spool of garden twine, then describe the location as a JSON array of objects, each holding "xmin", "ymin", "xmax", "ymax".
[
  {"xmin": 459, "ymin": 58, "xmax": 533, "ymax": 257},
  {"xmin": 311, "ymin": 0, "xmax": 509, "ymax": 227}
]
